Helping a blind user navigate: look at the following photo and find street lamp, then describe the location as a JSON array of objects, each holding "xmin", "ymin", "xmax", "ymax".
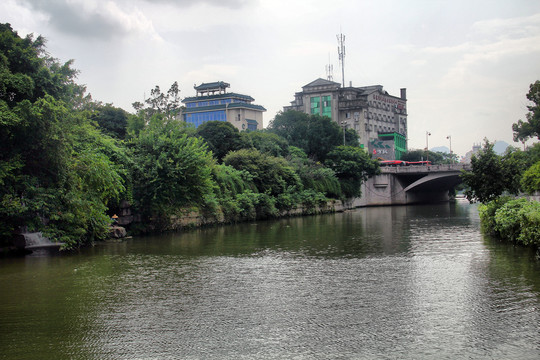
[
  {"xmin": 426, "ymin": 131, "xmax": 431, "ymax": 162},
  {"xmin": 446, "ymin": 135, "xmax": 452, "ymax": 163}
]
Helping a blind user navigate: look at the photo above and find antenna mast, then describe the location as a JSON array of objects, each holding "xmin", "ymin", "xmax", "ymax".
[
  {"xmin": 337, "ymin": 32, "xmax": 345, "ymax": 87},
  {"xmin": 326, "ymin": 54, "xmax": 333, "ymax": 81}
]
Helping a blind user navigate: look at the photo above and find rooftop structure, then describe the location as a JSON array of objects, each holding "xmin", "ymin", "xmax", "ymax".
[
  {"xmin": 284, "ymin": 78, "xmax": 408, "ymax": 159},
  {"xmin": 182, "ymin": 82, "xmax": 266, "ymax": 131}
]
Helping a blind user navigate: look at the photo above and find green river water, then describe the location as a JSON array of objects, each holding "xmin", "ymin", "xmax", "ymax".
[{"xmin": 1, "ymin": 201, "xmax": 539, "ymax": 359}]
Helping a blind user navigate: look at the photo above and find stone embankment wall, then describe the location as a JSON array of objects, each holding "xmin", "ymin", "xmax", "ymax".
[
  {"xmin": 167, "ymin": 200, "xmax": 350, "ymax": 231},
  {"xmin": 117, "ymin": 199, "xmax": 351, "ymax": 233}
]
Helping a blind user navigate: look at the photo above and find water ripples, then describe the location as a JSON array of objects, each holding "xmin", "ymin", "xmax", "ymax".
[{"xmin": 1, "ymin": 203, "xmax": 540, "ymax": 359}]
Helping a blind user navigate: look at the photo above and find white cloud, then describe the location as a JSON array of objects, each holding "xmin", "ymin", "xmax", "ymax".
[
  {"xmin": 472, "ymin": 12, "xmax": 540, "ymax": 39},
  {"xmin": 18, "ymin": 0, "xmax": 162, "ymax": 41},
  {"xmin": 102, "ymin": 1, "xmax": 163, "ymax": 41}
]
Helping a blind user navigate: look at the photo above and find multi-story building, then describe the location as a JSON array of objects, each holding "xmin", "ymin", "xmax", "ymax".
[
  {"xmin": 284, "ymin": 78, "xmax": 408, "ymax": 159},
  {"xmin": 181, "ymin": 81, "xmax": 266, "ymax": 131}
]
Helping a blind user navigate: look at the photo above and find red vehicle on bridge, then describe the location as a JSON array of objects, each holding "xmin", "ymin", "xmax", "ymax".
[
  {"xmin": 406, "ymin": 161, "xmax": 432, "ymax": 166},
  {"xmin": 379, "ymin": 160, "xmax": 408, "ymax": 166}
]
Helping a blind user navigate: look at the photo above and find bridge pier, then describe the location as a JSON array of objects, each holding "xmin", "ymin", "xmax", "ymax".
[{"xmin": 353, "ymin": 164, "xmax": 469, "ymax": 207}]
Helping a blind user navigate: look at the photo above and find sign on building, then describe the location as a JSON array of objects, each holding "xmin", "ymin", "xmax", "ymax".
[{"xmin": 369, "ymin": 139, "xmax": 396, "ymax": 159}]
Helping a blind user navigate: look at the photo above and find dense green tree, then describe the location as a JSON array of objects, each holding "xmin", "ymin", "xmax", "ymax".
[
  {"xmin": 524, "ymin": 142, "xmax": 540, "ymax": 166},
  {"xmin": 344, "ymin": 128, "xmax": 360, "ymax": 147},
  {"xmin": 512, "ymin": 80, "xmax": 540, "ymax": 143},
  {"xmin": 0, "ymin": 24, "xmax": 125, "ymax": 247},
  {"xmin": 223, "ymin": 149, "xmax": 301, "ymax": 196},
  {"xmin": 241, "ymin": 130, "xmax": 289, "ymax": 157},
  {"xmin": 196, "ymin": 121, "xmax": 244, "ymax": 161},
  {"xmin": 126, "ymin": 112, "xmax": 146, "ymax": 138},
  {"xmin": 287, "ymin": 146, "xmax": 341, "ymax": 198},
  {"xmin": 501, "ymin": 147, "xmax": 529, "ymax": 195},
  {"xmin": 129, "ymin": 115, "xmax": 215, "ymax": 223},
  {"xmin": 267, "ymin": 110, "xmax": 343, "ymax": 161},
  {"xmin": 461, "ymin": 140, "xmax": 521, "ymax": 203},
  {"xmin": 92, "ymin": 104, "xmax": 129, "ymax": 139},
  {"xmin": 521, "ymin": 161, "xmax": 540, "ymax": 195},
  {"xmin": 132, "ymin": 81, "xmax": 182, "ymax": 122},
  {"xmin": 325, "ymin": 146, "xmax": 380, "ymax": 198},
  {"xmin": 0, "ymin": 23, "xmax": 86, "ymax": 107}
]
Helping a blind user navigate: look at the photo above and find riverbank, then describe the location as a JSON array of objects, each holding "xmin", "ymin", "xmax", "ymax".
[
  {"xmin": 478, "ymin": 196, "xmax": 540, "ymax": 252},
  {"xmin": 126, "ymin": 198, "xmax": 352, "ymax": 233}
]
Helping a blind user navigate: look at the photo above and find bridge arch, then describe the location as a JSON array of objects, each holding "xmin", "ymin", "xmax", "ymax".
[{"xmin": 403, "ymin": 172, "xmax": 463, "ymax": 192}]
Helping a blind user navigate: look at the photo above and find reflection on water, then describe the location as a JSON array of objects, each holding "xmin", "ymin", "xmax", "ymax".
[{"xmin": 1, "ymin": 202, "xmax": 539, "ymax": 359}]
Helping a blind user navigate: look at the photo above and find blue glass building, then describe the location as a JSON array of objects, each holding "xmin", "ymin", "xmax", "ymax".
[{"xmin": 182, "ymin": 81, "xmax": 266, "ymax": 131}]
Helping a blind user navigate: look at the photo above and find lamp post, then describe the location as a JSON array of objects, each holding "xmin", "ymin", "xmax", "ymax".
[
  {"xmin": 426, "ymin": 131, "xmax": 431, "ymax": 162},
  {"xmin": 446, "ymin": 135, "xmax": 452, "ymax": 163}
]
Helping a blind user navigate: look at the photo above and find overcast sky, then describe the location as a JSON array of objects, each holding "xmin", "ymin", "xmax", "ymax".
[{"xmin": 3, "ymin": 0, "xmax": 540, "ymax": 156}]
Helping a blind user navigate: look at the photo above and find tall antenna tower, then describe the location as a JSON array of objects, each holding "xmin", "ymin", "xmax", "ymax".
[
  {"xmin": 337, "ymin": 32, "xmax": 346, "ymax": 87},
  {"xmin": 326, "ymin": 54, "xmax": 333, "ymax": 81}
]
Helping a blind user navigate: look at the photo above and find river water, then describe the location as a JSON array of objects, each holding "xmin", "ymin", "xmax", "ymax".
[{"xmin": 1, "ymin": 202, "xmax": 540, "ymax": 359}]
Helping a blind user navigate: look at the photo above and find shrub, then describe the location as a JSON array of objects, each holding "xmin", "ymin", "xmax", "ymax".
[
  {"xmin": 235, "ymin": 191, "xmax": 259, "ymax": 221},
  {"xmin": 483, "ymin": 197, "xmax": 540, "ymax": 248},
  {"xmin": 478, "ymin": 196, "xmax": 512, "ymax": 234},
  {"xmin": 515, "ymin": 201, "xmax": 540, "ymax": 246},
  {"xmin": 299, "ymin": 189, "xmax": 328, "ymax": 214},
  {"xmin": 493, "ymin": 198, "xmax": 530, "ymax": 243}
]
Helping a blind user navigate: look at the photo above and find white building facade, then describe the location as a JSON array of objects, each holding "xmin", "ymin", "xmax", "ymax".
[{"xmin": 284, "ymin": 78, "xmax": 408, "ymax": 159}]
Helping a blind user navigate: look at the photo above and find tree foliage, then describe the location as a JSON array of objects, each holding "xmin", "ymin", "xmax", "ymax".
[
  {"xmin": 325, "ymin": 146, "xmax": 380, "ymax": 198},
  {"xmin": 241, "ymin": 130, "xmax": 289, "ymax": 157},
  {"xmin": 461, "ymin": 140, "xmax": 524, "ymax": 203},
  {"xmin": 479, "ymin": 198, "xmax": 540, "ymax": 248},
  {"xmin": 223, "ymin": 149, "xmax": 301, "ymax": 196},
  {"xmin": 92, "ymin": 104, "xmax": 129, "ymax": 139},
  {"xmin": 288, "ymin": 148, "xmax": 341, "ymax": 198},
  {"xmin": 129, "ymin": 115, "xmax": 216, "ymax": 223},
  {"xmin": 521, "ymin": 161, "xmax": 540, "ymax": 195},
  {"xmin": 132, "ymin": 81, "xmax": 182, "ymax": 122},
  {"xmin": 267, "ymin": 110, "xmax": 343, "ymax": 161},
  {"xmin": 196, "ymin": 120, "xmax": 244, "ymax": 161},
  {"xmin": 0, "ymin": 23, "xmax": 125, "ymax": 248},
  {"xmin": 512, "ymin": 80, "xmax": 540, "ymax": 143}
]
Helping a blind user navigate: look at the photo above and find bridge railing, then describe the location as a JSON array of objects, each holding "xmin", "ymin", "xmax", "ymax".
[{"xmin": 380, "ymin": 163, "xmax": 471, "ymax": 174}]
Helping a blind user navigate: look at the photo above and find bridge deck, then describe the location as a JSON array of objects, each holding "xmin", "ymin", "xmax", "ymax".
[{"xmin": 380, "ymin": 163, "xmax": 471, "ymax": 174}]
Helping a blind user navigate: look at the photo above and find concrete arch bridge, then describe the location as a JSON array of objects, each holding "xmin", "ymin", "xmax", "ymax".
[{"xmin": 357, "ymin": 164, "xmax": 471, "ymax": 206}]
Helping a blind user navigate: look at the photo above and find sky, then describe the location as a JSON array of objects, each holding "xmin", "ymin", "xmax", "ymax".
[{"xmin": 2, "ymin": 0, "xmax": 540, "ymax": 157}]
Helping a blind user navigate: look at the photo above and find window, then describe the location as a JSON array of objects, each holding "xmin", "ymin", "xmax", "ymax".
[
  {"xmin": 184, "ymin": 110, "xmax": 226, "ymax": 128},
  {"xmin": 310, "ymin": 97, "xmax": 320, "ymax": 115},
  {"xmin": 322, "ymin": 95, "xmax": 331, "ymax": 118},
  {"xmin": 246, "ymin": 119, "xmax": 258, "ymax": 131}
]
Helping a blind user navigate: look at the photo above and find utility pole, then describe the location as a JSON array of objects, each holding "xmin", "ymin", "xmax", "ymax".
[
  {"xmin": 446, "ymin": 135, "xmax": 452, "ymax": 163},
  {"xmin": 337, "ymin": 33, "xmax": 345, "ymax": 88},
  {"xmin": 426, "ymin": 131, "xmax": 431, "ymax": 162}
]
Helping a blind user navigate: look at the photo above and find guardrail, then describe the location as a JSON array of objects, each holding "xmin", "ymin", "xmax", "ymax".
[{"xmin": 380, "ymin": 163, "xmax": 471, "ymax": 174}]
